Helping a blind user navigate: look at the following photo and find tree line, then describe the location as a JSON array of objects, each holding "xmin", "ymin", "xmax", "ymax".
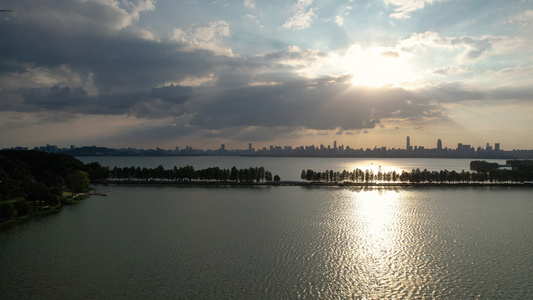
[
  {"xmin": 301, "ymin": 166, "xmax": 533, "ymax": 184},
  {"xmin": 107, "ymin": 165, "xmax": 280, "ymax": 183}
]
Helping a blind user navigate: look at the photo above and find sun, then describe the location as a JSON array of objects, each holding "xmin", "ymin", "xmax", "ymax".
[{"xmin": 343, "ymin": 45, "xmax": 410, "ymax": 87}]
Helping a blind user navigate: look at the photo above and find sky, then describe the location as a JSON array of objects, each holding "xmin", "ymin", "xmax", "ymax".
[{"xmin": 1, "ymin": 0, "xmax": 533, "ymax": 151}]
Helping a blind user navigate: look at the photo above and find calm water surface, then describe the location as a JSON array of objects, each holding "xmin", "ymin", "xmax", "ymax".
[{"xmin": 1, "ymin": 185, "xmax": 532, "ymax": 299}]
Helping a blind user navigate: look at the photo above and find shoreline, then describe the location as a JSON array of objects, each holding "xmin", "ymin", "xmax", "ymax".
[{"xmin": 92, "ymin": 180, "xmax": 533, "ymax": 188}]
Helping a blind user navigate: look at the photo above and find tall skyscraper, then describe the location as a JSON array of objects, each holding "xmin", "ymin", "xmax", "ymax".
[
  {"xmin": 406, "ymin": 136, "xmax": 411, "ymax": 151},
  {"xmin": 437, "ymin": 139, "xmax": 442, "ymax": 150},
  {"xmin": 334, "ymin": 140, "xmax": 337, "ymax": 150}
]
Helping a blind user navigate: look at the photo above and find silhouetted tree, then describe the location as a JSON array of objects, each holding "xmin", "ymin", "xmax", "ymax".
[{"xmin": 65, "ymin": 170, "xmax": 90, "ymax": 193}]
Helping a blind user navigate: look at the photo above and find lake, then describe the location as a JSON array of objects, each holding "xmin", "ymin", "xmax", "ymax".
[{"xmin": 1, "ymin": 157, "xmax": 532, "ymax": 299}]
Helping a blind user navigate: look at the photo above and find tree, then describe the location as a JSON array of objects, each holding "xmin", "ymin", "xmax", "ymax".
[
  {"xmin": 230, "ymin": 166, "xmax": 239, "ymax": 181},
  {"xmin": 274, "ymin": 175, "xmax": 281, "ymax": 182},
  {"xmin": 306, "ymin": 169, "xmax": 314, "ymax": 181},
  {"xmin": 65, "ymin": 170, "xmax": 90, "ymax": 193},
  {"xmin": 265, "ymin": 171, "xmax": 273, "ymax": 182}
]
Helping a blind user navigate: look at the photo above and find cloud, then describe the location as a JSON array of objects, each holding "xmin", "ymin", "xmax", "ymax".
[
  {"xmin": 507, "ymin": 10, "xmax": 533, "ymax": 28},
  {"xmin": 170, "ymin": 21, "xmax": 233, "ymax": 55},
  {"xmin": 15, "ymin": 85, "xmax": 153, "ymax": 116},
  {"xmin": 380, "ymin": 51, "xmax": 400, "ymax": 58},
  {"xmin": 493, "ymin": 66, "xmax": 533, "ymax": 77},
  {"xmin": 245, "ymin": 14, "xmax": 260, "ymax": 24},
  {"xmin": 4, "ymin": 76, "xmax": 531, "ymax": 145},
  {"xmin": 0, "ymin": 76, "xmax": 443, "ymax": 140},
  {"xmin": 383, "ymin": 0, "xmax": 444, "ymax": 19},
  {"xmin": 399, "ymin": 31, "xmax": 519, "ymax": 62},
  {"xmin": 243, "ymin": 0, "xmax": 255, "ymax": 9},
  {"xmin": 1, "ymin": 5, "xmax": 232, "ymax": 95},
  {"xmin": 7, "ymin": 0, "xmax": 155, "ymax": 35},
  {"xmin": 23, "ymin": 85, "xmax": 88, "ymax": 110},
  {"xmin": 281, "ymin": 0, "xmax": 317, "ymax": 30},
  {"xmin": 186, "ymin": 78, "xmax": 441, "ymax": 132},
  {"xmin": 335, "ymin": 15, "xmax": 344, "ymax": 26},
  {"xmin": 150, "ymin": 85, "xmax": 193, "ymax": 104},
  {"xmin": 432, "ymin": 66, "xmax": 470, "ymax": 76}
]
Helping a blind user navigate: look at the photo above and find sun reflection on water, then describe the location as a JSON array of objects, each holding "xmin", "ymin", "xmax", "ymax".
[
  {"xmin": 343, "ymin": 187, "xmax": 416, "ymax": 298},
  {"xmin": 360, "ymin": 189, "xmax": 397, "ymax": 239}
]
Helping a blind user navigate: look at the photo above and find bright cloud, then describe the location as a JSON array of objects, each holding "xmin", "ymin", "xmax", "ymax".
[
  {"xmin": 281, "ymin": 0, "xmax": 317, "ymax": 30},
  {"xmin": 399, "ymin": 31, "xmax": 520, "ymax": 62},
  {"xmin": 335, "ymin": 15, "xmax": 344, "ymax": 26},
  {"xmin": 383, "ymin": 0, "xmax": 445, "ymax": 19},
  {"xmin": 170, "ymin": 21, "xmax": 233, "ymax": 55},
  {"xmin": 507, "ymin": 10, "xmax": 533, "ymax": 28},
  {"xmin": 243, "ymin": 0, "xmax": 255, "ymax": 9}
]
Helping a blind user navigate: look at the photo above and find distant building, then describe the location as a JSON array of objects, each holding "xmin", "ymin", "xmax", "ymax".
[
  {"xmin": 406, "ymin": 136, "xmax": 411, "ymax": 152},
  {"xmin": 495, "ymin": 143, "xmax": 500, "ymax": 151},
  {"xmin": 457, "ymin": 143, "xmax": 472, "ymax": 152},
  {"xmin": 437, "ymin": 139, "xmax": 442, "ymax": 150}
]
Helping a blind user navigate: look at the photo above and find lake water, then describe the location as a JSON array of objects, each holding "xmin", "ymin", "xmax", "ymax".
[{"xmin": 1, "ymin": 158, "xmax": 532, "ymax": 299}]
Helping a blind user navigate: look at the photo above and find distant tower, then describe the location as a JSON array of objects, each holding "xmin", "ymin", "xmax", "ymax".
[
  {"xmin": 495, "ymin": 143, "xmax": 500, "ymax": 151},
  {"xmin": 249, "ymin": 143, "xmax": 252, "ymax": 151},
  {"xmin": 221, "ymin": 144, "xmax": 225, "ymax": 151},
  {"xmin": 406, "ymin": 136, "xmax": 411, "ymax": 151},
  {"xmin": 437, "ymin": 139, "xmax": 442, "ymax": 150},
  {"xmin": 334, "ymin": 140, "xmax": 337, "ymax": 150}
]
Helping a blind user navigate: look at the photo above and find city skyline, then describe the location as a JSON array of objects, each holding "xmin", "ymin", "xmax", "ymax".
[
  {"xmin": 1, "ymin": 1, "xmax": 533, "ymax": 149},
  {"xmin": 11, "ymin": 136, "xmax": 513, "ymax": 154},
  {"xmin": 13, "ymin": 135, "xmax": 532, "ymax": 159},
  {"xmin": 3, "ymin": 134, "xmax": 522, "ymax": 158}
]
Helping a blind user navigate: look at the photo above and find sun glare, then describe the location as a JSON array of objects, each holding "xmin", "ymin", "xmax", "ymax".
[
  {"xmin": 346, "ymin": 160, "xmax": 404, "ymax": 181},
  {"xmin": 344, "ymin": 45, "xmax": 410, "ymax": 87}
]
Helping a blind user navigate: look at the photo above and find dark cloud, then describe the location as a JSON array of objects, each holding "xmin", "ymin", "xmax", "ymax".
[
  {"xmin": 6, "ymin": 74, "xmax": 530, "ymax": 142},
  {"xmin": 4, "ymin": 72, "xmax": 531, "ymax": 145},
  {"xmin": 150, "ymin": 85, "xmax": 193, "ymax": 104},
  {"xmin": 187, "ymin": 78, "xmax": 439, "ymax": 132},
  {"xmin": 17, "ymin": 85, "xmax": 151, "ymax": 115},
  {"xmin": 23, "ymin": 86, "xmax": 88, "ymax": 110},
  {"xmin": 0, "ymin": 0, "xmax": 222, "ymax": 94},
  {"xmin": 14, "ymin": 85, "xmax": 194, "ymax": 118}
]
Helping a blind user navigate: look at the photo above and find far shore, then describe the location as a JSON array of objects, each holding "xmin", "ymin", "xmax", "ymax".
[{"xmin": 92, "ymin": 180, "xmax": 533, "ymax": 188}]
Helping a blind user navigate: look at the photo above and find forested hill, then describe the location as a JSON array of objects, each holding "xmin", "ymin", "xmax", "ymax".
[{"xmin": 0, "ymin": 150, "xmax": 99, "ymax": 224}]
